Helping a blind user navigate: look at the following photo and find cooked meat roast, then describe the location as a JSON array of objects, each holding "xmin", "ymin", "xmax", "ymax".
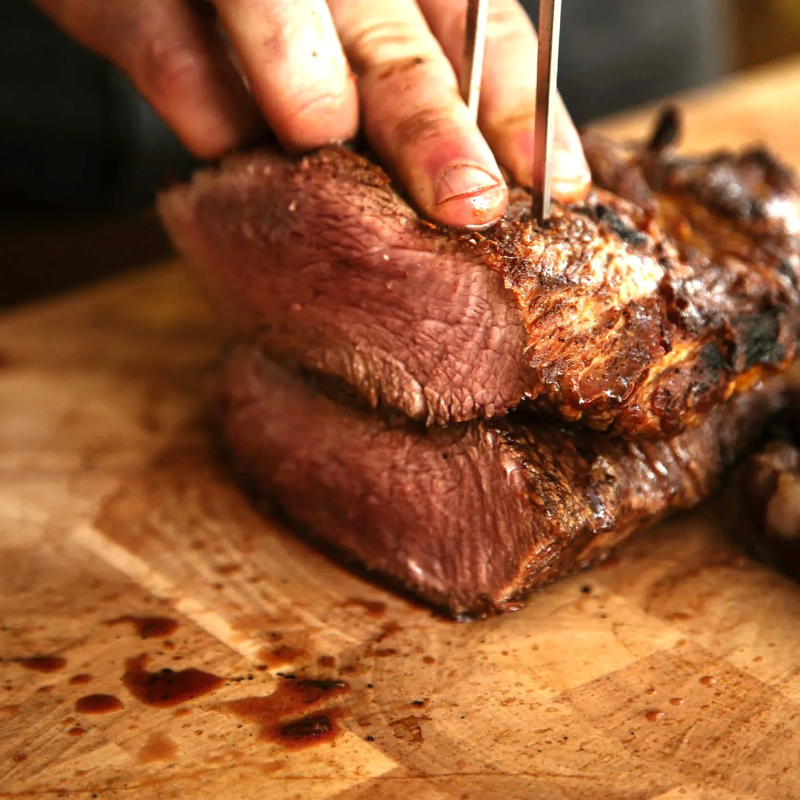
[
  {"xmin": 157, "ymin": 109, "xmax": 800, "ymax": 616},
  {"xmin": 739, "ymin": 412, "xmax": 800, "ymax": 582},
  {"xmin": 159, "ymin": 109, "xmax": 800, "ymax": 437},
  {"xmin": 212, "ymin": 341, "xmax": 787, "ymax": 617}
]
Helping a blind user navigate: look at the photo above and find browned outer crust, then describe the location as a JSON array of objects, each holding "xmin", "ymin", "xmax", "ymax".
[{"xmin": 160, "ymin": 112, "xmax": 800, "ymax": 437}]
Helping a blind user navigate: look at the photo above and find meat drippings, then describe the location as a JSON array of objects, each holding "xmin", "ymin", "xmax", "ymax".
[
  {"xmin": 122, "ymin": 655, "xmax": 224, "ymax": 707},
  {"xmin": 223, "ymin": 678, "xmax": 350, "ymax": 750}
]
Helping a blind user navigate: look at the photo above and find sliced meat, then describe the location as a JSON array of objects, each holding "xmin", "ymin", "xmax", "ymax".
[
  {"xmin": 211, "ymin": 340, "xmax": 787, "ymax": 617},
  {"xmin": 160, "ymin": 110, "xmax": 800, "ymax": 437}
]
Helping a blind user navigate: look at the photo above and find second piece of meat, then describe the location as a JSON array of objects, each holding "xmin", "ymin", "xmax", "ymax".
[{"xmin": 212, "ymin": 340, "xmax": 789, "ymax": 618}]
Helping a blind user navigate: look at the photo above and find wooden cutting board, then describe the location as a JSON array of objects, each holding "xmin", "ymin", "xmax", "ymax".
[{"xmin": 2, "ymin": 57, "xmax": 800, "ymax": 800}]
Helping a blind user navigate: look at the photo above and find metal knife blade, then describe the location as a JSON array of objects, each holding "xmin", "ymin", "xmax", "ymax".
[
  {"xmin": 531, "ymin": 0, "xmax": 563, "ymax": 223},
  {"xmin": 460, "ymin": 0, "xmax": 490, "ymax": 120}
]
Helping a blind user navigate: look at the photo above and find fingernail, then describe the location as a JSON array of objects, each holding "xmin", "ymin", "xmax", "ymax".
[{"xmin": 435, "ymin": 164, "xmax": 502, "ymax": 205}]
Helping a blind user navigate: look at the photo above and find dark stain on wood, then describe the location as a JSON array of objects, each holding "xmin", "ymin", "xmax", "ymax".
[
  {"xmin": 106, "ymin": 616, "xmax": 179, "ymax": 639},
  {"xmin": 389, "ymin": 714, "xmax": 430, "ymax": 744},
  {"xmin": 16, "ymin": 655, "xmax": 66, "ymax": 673},
  {"xmin": 76, "ymin": 694, "xmax": 124, "ymax": 714},
  {"xmin": 138, "ymin": 731, "xmax": 179, "ymax": 763},
  {"xmin": 123, "ymin": 654, "xmax": 223, "ymax": 708},
  {"xmin": 340, "ymin": 598, "xmax": 387, "ymax": 618},
  {"xmin": 223, "ymin": 677, "xmax": 350, "ymax": 750},
  {"xmin": 257, "ymin": 645, "xmax": 310, "ymax": 669}
]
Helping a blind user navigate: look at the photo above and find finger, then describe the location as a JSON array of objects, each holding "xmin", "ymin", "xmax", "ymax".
[
  {"xmin": 212, "ymin": 0, "xmax": 358, "ymax": 151},
  {"xmin": 419, "ymin": 0, "xmax": 590, "ymax": 202},
  {"xmin": 329, "ymin": 0, "xmax": 507, "ymax": 229},
  {"xmin": 36, "ymin": 0, "xmax": 264, "ymax": 159}
]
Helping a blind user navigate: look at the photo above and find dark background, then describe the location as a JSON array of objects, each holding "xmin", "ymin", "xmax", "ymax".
[{"xmin": 1, "ymin": 0, "xmax": 798, "ymax": 309}]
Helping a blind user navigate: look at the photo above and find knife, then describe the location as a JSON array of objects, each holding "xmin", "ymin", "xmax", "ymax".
[
  {"xmin": 531, "ymin": 0, "xmax": 563, "ymax": 223},
  {"xmin": 461, "ymin": 0, "xmax": 563, "ymax": 223},
  {"xmin": 460, "ymin": 0, "xmax": 489, "ymax": 120}
]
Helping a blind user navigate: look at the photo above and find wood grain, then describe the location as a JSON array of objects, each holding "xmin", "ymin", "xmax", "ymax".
[{"xmin": 3, "ymin": 58, "xmax": 800, "ymax": 800}]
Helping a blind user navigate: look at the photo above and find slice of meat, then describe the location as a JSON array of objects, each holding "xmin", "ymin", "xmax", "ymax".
[
  {"xmin": 211, "ymin": 341, "xmax": 787, "ymax": 618},
  {"xmin": 160, "ymin": 110, "xmax": 800, "ymax": 437}
]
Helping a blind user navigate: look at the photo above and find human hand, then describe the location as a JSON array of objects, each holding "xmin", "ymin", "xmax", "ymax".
[{"xmin": 34, "ymin": 0, "xmax": 590, "ymax": 228}]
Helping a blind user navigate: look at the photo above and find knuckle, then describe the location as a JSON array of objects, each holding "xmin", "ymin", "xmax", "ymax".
[
  {"xmin": 282, "ymin": 87, "xmax": 349, "ymax": 125},
  {"xmin": 374, "ymin": 55, "xmax": 429, "ymax": 82},
  {"xmin": 393, "ymin": 105, "xmax": 457, "ymax": 148},
  {"xmin": 345, "ymin": 18, "xmax": 426, "ymax": 74},
  {"xmin": 272, "ymin": 77, "xmax": 357, "ymax": 148},
  {"xmin": 136, "ymin": 34, "xmax": 201, "ymax": 101},
  {"xmin": 72, "ymin": 4, "xmax": 203, "ymax": 102}
]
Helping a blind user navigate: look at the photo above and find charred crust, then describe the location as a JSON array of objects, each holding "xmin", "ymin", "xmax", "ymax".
[
  {"xmin": 592, "ymin": 203, "xmax": 648, "ymax": 247},
  {"xmin": 736, "ymin": 308, "xmax": 786, "ymax": 371},
  {"xmin": 701, "ymin": 340, "xmax": 732, "ymax": 376}
]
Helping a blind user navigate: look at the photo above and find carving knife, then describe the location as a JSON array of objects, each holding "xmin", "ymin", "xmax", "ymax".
[
  {"xmin": 460, "ymin": 0, "xmax": 489, "ymax": 120},
  {"xmin": 531, "ymin": 0, "xmax": 562, "ymax": 223}
]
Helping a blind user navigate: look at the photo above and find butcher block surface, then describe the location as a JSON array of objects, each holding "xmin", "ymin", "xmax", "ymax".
[{"xmin": 3, "ymin": 58, "xmax": 800, "ymax": 800}]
